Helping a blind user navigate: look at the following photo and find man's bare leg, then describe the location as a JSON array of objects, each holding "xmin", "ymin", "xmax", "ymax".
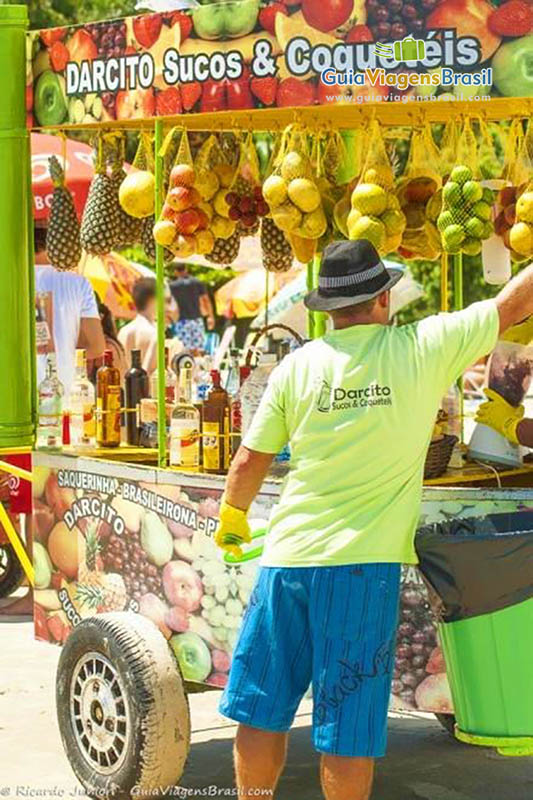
[
  {"xmin": 234, "ymin": 724, "xmax": 288, "ymax": 798},
  {"xmin": 320, "ymin": 754, "xmax": 374, "ymax": 800}
]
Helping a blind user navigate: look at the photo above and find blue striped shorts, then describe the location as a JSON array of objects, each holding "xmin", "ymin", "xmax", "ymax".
[{"xmin": 219, "ymin": 562, "xmax": 401, "ymax": 757}]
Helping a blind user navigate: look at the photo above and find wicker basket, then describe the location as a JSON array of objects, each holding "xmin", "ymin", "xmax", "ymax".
[{"xmin": 424, "ymin": 434, "xmax": 458, "ymax": 480}]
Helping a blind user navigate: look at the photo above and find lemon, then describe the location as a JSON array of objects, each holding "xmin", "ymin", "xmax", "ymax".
[
  {"xmin": 462, "ymin": 237, "xmax": 482, "ymax": 256},
  {"xmin": 351, "ymin": 183, "xmax": 387, "ymax": 216},
  {"xmin": 382, "ymin": 209, "xmax": 406, "ymax": 236},
  {"xmin": 299, "ymin": 207, "xmax": 327, "ymax": 238},
  {"xmin": 272, "ymin": 202, "xmax": 302, "ymax": 232},
  {"xmin": 281, "ymin": 151, "xmax": 308, "ymax": 182},
  {"xmin": 465, "ymin": 217, "xmax": 484, "ymax": 238},
  {"xmin": 348, "ymin": 215, "xmax": 386, "ymax": 251},
  {"xmin": 288, "ymin": 178, "xmax": 321, "ymax": 213},
  {"xmin": 516, "ymin": 191, "xmax": 533, "ymax": 223},
  {"xmin": 462, "ymin": 180, "xmax": 483, "ymax": 205},
  {"xmin": 263, "ymin": 175, "xmax": 288, "ymax": 208},
  {"xmin": 443, "ymin": 223, "xmax": 465, "ymax": 251},
  {"xmin": 510, "ymin": 221, "xmax": 533, "ymax": 256}
]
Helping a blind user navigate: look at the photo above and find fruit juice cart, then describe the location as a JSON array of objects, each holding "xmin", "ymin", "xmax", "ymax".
[{"xmin": 0, "ymin": 1, "xmax": 531, "ymax": 795}]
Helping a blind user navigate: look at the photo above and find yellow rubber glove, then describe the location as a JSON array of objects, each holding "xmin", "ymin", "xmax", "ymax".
[
  {"xmin": 215, "ymin": 498, "xmax": 251, "ymax": 558},
  {"xmin": 475, "ymin": 389, "xmax": 525, "ymax": 445},
  {"xmin": 501, "ymin": 316, "xmax": 533, "ymax": 345}
]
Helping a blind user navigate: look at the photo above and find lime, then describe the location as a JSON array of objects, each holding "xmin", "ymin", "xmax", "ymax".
[
  {"xmin": 437, "ymin": 210, "xmax": 454, "ymax": 232},
  {"xmin": 473, "ymin": 200, "xmax": 491, "ymax": 221},
  {"xmin": 443, "ymin": 223, "xmax": 465, "ymax": 250},
  {"xmin": 443, "ymin": 181, "xmax": 462, "ymax": 207},
  {"xmin": 462, "ymin": 237, "xmax": 482, "ymax": 256},
  {"xmin": 450, "ymin": 165, "xmax": 473, "ymax": 185},
  {"xmin": 462, "ymin": 180, "xmax": 483, "ymax": 205},
  {"xmin": 482, "ymin": 187, "xmax": 494, "ymax": 205},
  {"xmin": 465, "ymin": 217, "xmax": 485, "ymax": 238}
]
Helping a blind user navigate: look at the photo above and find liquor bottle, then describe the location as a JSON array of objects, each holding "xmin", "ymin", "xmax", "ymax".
[
  {"xmin": 69, "ymin": 349, "xmax": 96, "ymax": 449},
  {"xmin": 225, "ymin": 348, "xmax": 241, "ymax": 398},
  {"xmin": 230, "ymin": 365, "xmax": 251, "ymax": 457},
  {"xmin": 170, "ymin": 367, "xmax": 200, "ymax": 470},
  {"xmin": 36, "ymin": 354, "xmax": 64, "ymax": 451},
  {"xmin": 125, "ymin": 349, "xmax": 149, "ymax": 446},
  {"xmin": 202, "ymin": 370, "xmax": 231, "ymax": 474},
  {"xmin": 96, "ymin": 350, "xmax": 121, "ymax": 448},
  {"xmin": 150, "ymin": 346, "xmax": 176, "ymax": 403}
]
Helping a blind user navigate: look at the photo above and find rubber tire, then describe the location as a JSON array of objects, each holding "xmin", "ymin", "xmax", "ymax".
[
  {"xmin": 56, "ymin": 612, "xmax": 190, "ymax": 799},
  {"xmin": 0, "ymin": 542, "xmax": 24, "ymax": 598},
  {"xmin": 435, "ymin": 712, "xmax": 456, "ymax": 736}
]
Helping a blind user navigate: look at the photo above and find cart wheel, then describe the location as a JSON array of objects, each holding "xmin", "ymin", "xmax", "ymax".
[
  {"xmin": 0, "ymin": 542, "xmax": 24, "ymax": 598},
  {"xmin": 56, "ymin": 612, "xmax": 190, "ymax": 799},
  {"xmin": 435, "ymin": 713, "xmax": 456, "ymax": 736}
]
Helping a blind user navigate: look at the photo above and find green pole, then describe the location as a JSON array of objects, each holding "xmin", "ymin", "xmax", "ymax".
[
  {"xmin": 154, "ymin": 120, "xmax": 166, "ymax": 468},
  {"xmin": 306, "ymin": 260, "xmax": 314, "ymax": 339},
  {"xmin": 312, "ymin": 255, "xmax": 327, "ymax": 338},
  {"xmin": 453, "ymin": 252, "xmax": 464, "ymax": 440},
  {"xmin": 0, "ymin": 5, "xmax": 33, "ymax": 447}
]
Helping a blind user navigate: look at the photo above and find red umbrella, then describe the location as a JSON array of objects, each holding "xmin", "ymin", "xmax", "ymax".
[{"xmin": 31, "ymin": 133, "xmax": 94, "ymax": 221}]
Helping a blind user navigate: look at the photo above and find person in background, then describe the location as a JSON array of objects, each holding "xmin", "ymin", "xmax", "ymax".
[
  {"xmin": 34, "ymin": 226, "xmax": 105, "ymax": 394},
  {"xmin": 118, "ymin": 278, "xmax": 158, "ymax": 373},
  {"xmin": 88, "ymin": 301, "xmax": 128, "ymax": 383},
  {"xmin": 170, "ymin": 263, "xmax": 215, "ymax": 351}
]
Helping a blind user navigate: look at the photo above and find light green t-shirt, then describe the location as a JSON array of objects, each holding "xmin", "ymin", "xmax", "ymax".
[{"xmin": 243, "ymin": 300, "xmax": 500, "ymax": 567}]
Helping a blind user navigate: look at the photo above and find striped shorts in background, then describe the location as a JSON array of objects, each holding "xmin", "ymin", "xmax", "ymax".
[{"xmin": 220, "ymin": 562, "xmax": 401, "ymax": 757}]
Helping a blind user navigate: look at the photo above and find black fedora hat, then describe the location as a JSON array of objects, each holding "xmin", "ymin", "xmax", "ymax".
[{"xmin": 304, "ymin": 239, "xmax": 403, "ymax": 312}]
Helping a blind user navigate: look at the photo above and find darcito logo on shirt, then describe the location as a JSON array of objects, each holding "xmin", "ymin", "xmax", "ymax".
[{"xmin": 316, "ymin": 379, "xmax": 392, "ymax": 413}]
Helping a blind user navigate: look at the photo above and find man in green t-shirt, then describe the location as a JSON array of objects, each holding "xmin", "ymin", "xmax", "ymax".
[{"xmin": 215, "ymin": 239, "xmax": 533, "ymax": 800}]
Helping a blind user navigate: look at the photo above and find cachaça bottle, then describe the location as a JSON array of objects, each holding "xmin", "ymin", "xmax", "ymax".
[
  {"xmin": 150, "ymin": 346, "xmax": 176, "ymax": 403},
  {"xmin": 36, "ymin": 353, "xmax": 64, "ymax": 452},
  {"xmin": 202, "ymin": 369, "xmax": 231, "ymax": 474},
  {"xmin": 68, "ymin": 349, "xmax": 95, "ymax": 449},
  {"xmin": 96, "ymin": 349, "xmax": 121, "ymax": 448},
  {"xmin": 169, "ymin": 367, "xmax": 200, "ymax": 470},
  {"xmin": 125, "ymin": 349, "xmax": 149, "ymax": 446}
]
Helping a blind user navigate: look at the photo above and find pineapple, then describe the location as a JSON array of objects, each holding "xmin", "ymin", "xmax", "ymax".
[
  {"xmin": 80, "ymin": 153, "xmax": 120, "ymax": 255},
  {"xmin": 46, "ymin": 156, "xmax": 82, "ymax": 271},
  {"xmin": 75, "ymin": 573, "xmax": 127, "ymax": 613},
  {"xmin": 206, "ymin": 231, "xmax": 241, "ymax": 265},
  {"xmin": 142, "ymin": 215, "xmax": 174, "ymax": 265},
  {"xmin": 261, "ymin": 218, "xmax": 293, "ymax": 273},
  {"xmin": 77, "ymin": 525, "xmax": 102, "ymax": 588}
]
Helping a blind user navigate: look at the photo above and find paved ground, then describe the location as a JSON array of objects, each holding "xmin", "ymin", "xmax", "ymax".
[{"xmin": 0, "ymin": 619, "xmax": 532, "ymax": 800}]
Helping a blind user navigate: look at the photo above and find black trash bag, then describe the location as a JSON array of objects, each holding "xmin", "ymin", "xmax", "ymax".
[{"xmin": 415, "ymin": 511, "xmax": 533, "ymax": 623}]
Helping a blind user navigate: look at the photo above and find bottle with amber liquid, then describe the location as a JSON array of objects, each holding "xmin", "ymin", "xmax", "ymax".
[
  {"xmin": 96, "ymin": 350, "xmax": 121, "ymax": 448},
  {"xmin": 202, "ymin": 370, "xmax": 231, "ymax": 474}
]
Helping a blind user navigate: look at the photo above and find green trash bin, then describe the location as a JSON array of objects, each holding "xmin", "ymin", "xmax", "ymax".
[{"xmin": 416, "ymin": 512, "xmax": 533, "ymax": 756}]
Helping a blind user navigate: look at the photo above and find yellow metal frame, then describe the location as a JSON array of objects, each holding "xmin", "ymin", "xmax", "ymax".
[{"xmin": 0, "ymin": 448, "xmax": 33, "ymax": 585}]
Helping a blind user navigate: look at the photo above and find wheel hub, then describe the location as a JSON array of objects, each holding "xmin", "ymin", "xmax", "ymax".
[{"xmin": 70, "ymin": 652, "xmax": 130, "ymax": 774}]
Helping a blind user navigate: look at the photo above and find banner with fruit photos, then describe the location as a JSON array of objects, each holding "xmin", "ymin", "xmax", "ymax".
[
  {"xmin": 31, "ymin": 452, "xmax": 533, "ymax": 712},
  {"xmin": 26, "ymin": 2, "xmax": 532, "ymax": 128}
]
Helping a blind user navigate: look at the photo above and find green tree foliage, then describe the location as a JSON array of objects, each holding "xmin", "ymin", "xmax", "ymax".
[{"xmin": 24, "ymin": 0, "xmax": 137, "ymax": 29}]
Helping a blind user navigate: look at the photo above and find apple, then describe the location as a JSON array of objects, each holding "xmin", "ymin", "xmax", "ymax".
[
  {"xmin": 226, "ymin": 0, "xmax": 260, "ymax": 38},
  {"xmin": 162, "ymin": 560, "xmax": 203, "ymax": 612},
  {"xmin": 212, "ymin": 648, "xmax": 231, "ymax": 673},
  {"xmin": 66, "ymin": 29, "xmax": 97, "ymax": 64},
  {"xmin": 170, "ymin": 164, "xmax": 196, "ymax": 188},
  {"xmin": 414, "ymin": 673, "xmax": 453, "ymax": 712},
  {"xmin": 169, "ymin": 632, "xmax": 212, "ymax": 682},
  {"xmin": 133, "ymin": 14, "xmax": 163, "ymax": 48},
  {"xmin": 139, "ymin": 593, "xmax": 172, "ymax": 638},
  {"xmin": 165, "ymin": 605, "xmax": 190, "ymax": 633},
  {"xmin": 302, "ymin": 0, "xmax": 353, "ymax": 32},
  {"xmin": 426, "ymin": 0, "xmax": 501, "ymax": 63},
  {"xmin": 167, "ymin": 186, "xmax": 199, "ymax": 211},
  {"xmin": 207, "ymin": 672, "xmax": 229, "ymax": 687},
  {"xmin": 33, "ymin": 70, "xmax": 68, "ymax": 127},
  {"xmin": 34, "ymin": 542, "xmax": 53, "ymax": 590},
  {"xmin": 492, "ymin": 35, "xmax": 533, "ymax": 97},
  {"xmin": 116, "ymin": 87, "xmax": 156, "ymax": 120}
]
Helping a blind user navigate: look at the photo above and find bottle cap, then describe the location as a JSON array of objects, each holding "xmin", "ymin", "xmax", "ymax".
[{"xmin": 103, "ymin": 349, "xmax": 113, "ymax": 366}]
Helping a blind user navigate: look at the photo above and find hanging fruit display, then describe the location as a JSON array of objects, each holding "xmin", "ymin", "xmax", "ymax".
[
  {"xmin": 437, "ymin": 166, "xmax": 494, "ymax": 256},
  {"xmin": 261, "ymin": 217, "xmax": 293, "ymax": 273},
  {"xmin": 118, "ymin": 133, "xmax": 156, "ymax": 219},
  {"xmin": 206, "ymin": 231, "xmax": 241, "ymax": 265},
  {"xmin": 80, "ymin": 139, "xmax": 120, "ymax": 255},
  {"xmin": 224, "ymin": 134, "xmax": 269, "ymax": 237},
  {"xmin": 509, "ymin": 186, "xmax": 533, "ymax": 259},
  {"xmin": 110, "ymin": 139, "xmax": 144, "ymax": 248},
  {"xmin": 45, "ymin": 155, "xmax": 82, "ymax": 271},
  {"xmin": 142, "ymin": 215, "xmax": 174, "ymax": 265}
]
